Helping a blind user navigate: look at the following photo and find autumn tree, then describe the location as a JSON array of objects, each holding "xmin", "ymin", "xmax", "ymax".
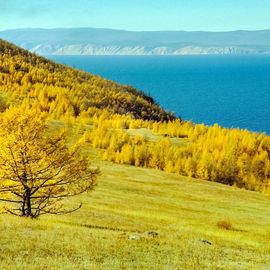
[{"xmin": 0, "ymin": 106, "xmax": 99, "ymax": 218}]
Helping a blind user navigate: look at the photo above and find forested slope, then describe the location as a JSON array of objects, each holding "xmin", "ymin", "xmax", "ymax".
[
  {"xmin": 1, "ymin": 38, "xmax": 270, "ymax": 193},
  {"xmin": 0, "ymin": 38, "xmax": 174, "ymax": 121}
]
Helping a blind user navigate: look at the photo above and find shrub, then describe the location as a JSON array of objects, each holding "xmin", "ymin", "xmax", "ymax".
[{"xmin": 217, "ymin": 220, "xmax": 233, "ymax": 230}]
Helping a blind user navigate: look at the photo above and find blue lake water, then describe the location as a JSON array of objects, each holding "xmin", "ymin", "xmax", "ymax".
[{"xmin": 48, "ymin": 55, "xmax": 270, "ymax": 134}]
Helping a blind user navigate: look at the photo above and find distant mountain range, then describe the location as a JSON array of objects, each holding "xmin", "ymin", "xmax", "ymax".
[{"xmin": 1, "ymin": 28, "xmax": 270, "ymax": 55}]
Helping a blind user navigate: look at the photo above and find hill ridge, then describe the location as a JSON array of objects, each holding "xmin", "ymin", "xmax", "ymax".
[
  {"xmin": 0, "ymin": 38, "xmax": 174, "ymax": 121},
  {"xmin": 1, "ymin": 28, "xmax": 270, "ymax": 55}
]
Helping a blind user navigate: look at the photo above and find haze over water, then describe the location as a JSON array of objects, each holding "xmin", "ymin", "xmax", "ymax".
[{"xmin": 49, "ymin": 55, "xmax": 270, "ymax": 134}]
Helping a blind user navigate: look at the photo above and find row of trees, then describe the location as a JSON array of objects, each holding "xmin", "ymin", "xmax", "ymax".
[{"xmin": 86, "ymin": 117, "xmax": 270, "ymax": 193}]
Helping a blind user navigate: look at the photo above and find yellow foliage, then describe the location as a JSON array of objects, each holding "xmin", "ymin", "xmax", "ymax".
[
  {"xmin": 0, "ymin": 106, "xmax": 99, "ymax": 217},
  {"xmin": 89, "ymin": 116, "xmax": 270, "ymax": 192},
  {"xmin": 0, "ymin": 38, "xmax": 174, "ymax": 122}
]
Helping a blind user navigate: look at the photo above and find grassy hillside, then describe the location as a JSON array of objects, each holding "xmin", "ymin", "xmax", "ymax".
[{"xmin": 0, "ymin": 122, "xmax": 270, "ymax": 269}]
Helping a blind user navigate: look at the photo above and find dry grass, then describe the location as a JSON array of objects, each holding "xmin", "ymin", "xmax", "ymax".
[
  {"xmin": 0, "ymin": 122, "xmax": 270, "ymax": 269},
  {"xmin": 126, "ymin": 128, "xmax": 187, "ymax": 146}
]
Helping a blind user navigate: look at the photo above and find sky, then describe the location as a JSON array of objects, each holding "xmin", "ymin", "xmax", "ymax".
[{"xmin": 1, "ymin": 0, "xmax": 270, "ymax": 32}]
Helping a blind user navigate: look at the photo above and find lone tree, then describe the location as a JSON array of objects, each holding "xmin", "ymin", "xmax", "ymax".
[{"xmin": 0, "ymin": 106, "xmax": 99, "ymax": 217}]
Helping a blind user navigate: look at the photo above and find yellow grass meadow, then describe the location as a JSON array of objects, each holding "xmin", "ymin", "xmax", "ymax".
[{"xmin": 1, "ymin": 122, "xmax": 270, "ymax": 270}]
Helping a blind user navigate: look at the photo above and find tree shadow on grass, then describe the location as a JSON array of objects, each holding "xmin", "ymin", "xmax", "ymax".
[{"xmin": 56, "ymin": 220, "xmax": 143, "ymax": 233}]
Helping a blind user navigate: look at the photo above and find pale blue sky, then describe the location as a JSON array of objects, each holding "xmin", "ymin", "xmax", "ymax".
[{"xmin": 1, "ymin": 0, "xmax": 270, "ymax": 31}]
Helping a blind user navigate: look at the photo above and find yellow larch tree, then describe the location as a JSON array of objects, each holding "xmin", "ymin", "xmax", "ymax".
[{"xmin": 0, "ymin": 106, "xmax": 99, "ymax": 218}]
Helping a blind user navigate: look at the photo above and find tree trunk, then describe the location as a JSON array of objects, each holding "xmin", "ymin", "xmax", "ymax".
[{"xmin": 23, "ymin": 189, "xmax": 32, "ymax": 217}]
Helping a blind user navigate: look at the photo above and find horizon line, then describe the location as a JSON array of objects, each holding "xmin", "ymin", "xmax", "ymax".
[{"xmin": 1, "ymin": 27, "xmax": 270, "ymax": 33}]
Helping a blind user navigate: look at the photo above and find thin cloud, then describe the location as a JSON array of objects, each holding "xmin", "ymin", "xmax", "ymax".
[
  {"xmin": 0, "ymin": 0, "xmax": 13, "ymax": 11},
  {"xmin": 0, "ymin": 0, "xmax": 48, "ymax": 17}
]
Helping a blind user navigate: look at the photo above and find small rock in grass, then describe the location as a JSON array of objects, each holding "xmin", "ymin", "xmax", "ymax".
[
  {"xmin": 147, "ymin": 231, "xmax": 158, "ymax": 237},
  {"xmin": 199, "ymin": 239, "xmax": 212, "ymax": 245},
  {"xmin": 129, "ymin": 235, "xmax": 140, "ymax": 240}
]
